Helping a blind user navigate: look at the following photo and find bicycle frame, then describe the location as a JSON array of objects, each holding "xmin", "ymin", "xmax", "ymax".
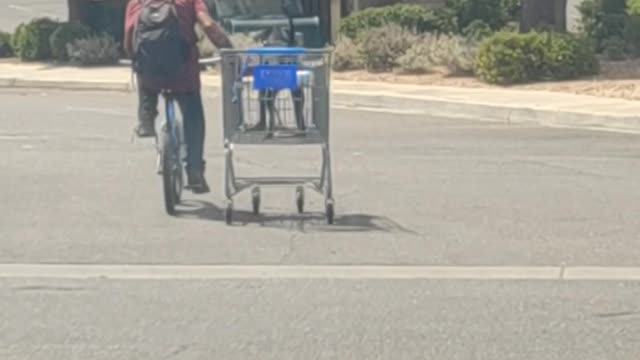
[{"xmin": 164, "ymin": 93, "xmax": 178, "ymax": 145}]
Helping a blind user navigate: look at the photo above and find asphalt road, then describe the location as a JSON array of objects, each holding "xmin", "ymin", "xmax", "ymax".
[
  {"xmin": 1, "ymin": 89, "xmax": 640, "ymax": 358},
  {"xmin": 0, "ymin": 0, "xmax": 65, "ymax": 31}
]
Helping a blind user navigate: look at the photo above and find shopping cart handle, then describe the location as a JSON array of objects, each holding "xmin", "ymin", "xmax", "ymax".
[
  {"xmin": 200, "ymin": 56, "xmax": 221, "ymax": 66},
  {"xmin": 118, "ymin": 57, "xmax": 221, "ymax": 66}
]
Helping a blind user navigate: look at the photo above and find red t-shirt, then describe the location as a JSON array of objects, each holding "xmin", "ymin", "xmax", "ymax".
[{"xmin": 125, "ymin": 0, "xmax": 209, "ymax": 93}]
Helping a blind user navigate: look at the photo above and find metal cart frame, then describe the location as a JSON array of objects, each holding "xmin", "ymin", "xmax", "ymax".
[{"xmin": 219, "ymin": 47, "xmax": 334, "ymax": 224}]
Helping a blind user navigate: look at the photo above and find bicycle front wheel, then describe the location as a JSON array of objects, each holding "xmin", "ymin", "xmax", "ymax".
[{"xmin": 160, "ymin": 130, "xmax": 183, "ymax": 215}]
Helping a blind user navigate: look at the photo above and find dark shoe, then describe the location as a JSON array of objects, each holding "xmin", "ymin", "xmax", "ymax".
[
  {"xmin": 134, "ymin": 123, "xmax": 156, "ymax": 138},
  {"xmin": 187, "ymin": 170, "xmax": 210, "ymax": 194}
]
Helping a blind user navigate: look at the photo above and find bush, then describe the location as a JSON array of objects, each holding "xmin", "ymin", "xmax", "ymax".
[
  {"xmin": 398, "ymin": 34, "xmax": 478, "ymax": 75},
  {"xmin": 441, "ymin": 36, "xmax": 479, "ymax": 75},
  {"xmin": 624, "ymin": 15, "xmax": 640, "ymax": 55},
  {"xmin": 602, "ymin": 36, "xmax": 627, "ymax": 60},
  {"xmin": 339, "ymin": 4, "xmax": 444, "ymax": 39},
  {"xmin": 475, "ymin": 32, "xmax": 542, "ymax": 84},
  {"xmin": 577, "ymin": 0, "xmax": 601, "ymax": 38},
  {"xmin": 67, "ymin": 34, "xmax": 120, "ymax": 66},
  {"xmin": 462, "ymin": 20, "xmax": 493, "ymax": 40},
  {"xmin": 445, "ymin": 0, "xmax": 510, "ymax": 31},
  {"xmin": 475, "ymin": 32, "xmax": 598, "ymax": 84},
  {"xmin": 629, "ymin": 0, "xmax": 640, "ymax": 16},
  {"xmin": 11, "ymin": 24, "xmax": 26, "ymax": 54},
  {"xmin": 578, "ymin": 0, "xmax": 628, "ymax": 50},
  {"xmin": 16, "ymin": 18, "xmax": 60, "ymax": 61},
  {"xmin": 397, "ymin": 37, "xmax": 435, "ymax": 74},
  {"xmin": 333, "ymin": 37, "xmax": 364, "ymax": 71},
  {"xmin": 0, "ymin": 31, "xmax": 13, "ymax": 58},
  {"xmin": 196, "ymin": 27, "xmax": 260, "ymax": 57},
  {"xmin": 543, "ymin": 33, "xmax": 599, "ymax": 79},
  {"xmin": 358, "ymin": 24, "xmax": 419, "ymax": 72},
  {"xmin": 501, "ymin": 21, "xmax": 520, "ymax": 32},
  {"xmin": 601, "ymin": 0, "xmax": 626, "ymax": 14},
  {"xmin": 49, "ymin": 22, "xmax": 92, "ymax": 61}
]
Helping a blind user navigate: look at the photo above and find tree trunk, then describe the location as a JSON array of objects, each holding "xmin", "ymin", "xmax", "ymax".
[
  {"xmin": 67, "ymin": 0, "xmax": 84, "ymax": 22},
  {"xmin": 521, "ymin": 0, "xmax": 567, "ymax": 32}
]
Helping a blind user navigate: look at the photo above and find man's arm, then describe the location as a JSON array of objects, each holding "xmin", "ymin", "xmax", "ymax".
[
  {"xmin": 124, "ymin": 27, "xmax": 134, "ymax": 57},
  {"xmin": 195, "ymin": 3, "xmax": 233, "ymax": 49},
  {"xmin": 123, "ymin": 1, "xmax": 136, "ymax": 57}
]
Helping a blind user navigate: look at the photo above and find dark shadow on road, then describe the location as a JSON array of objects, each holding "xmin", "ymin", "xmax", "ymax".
[{"xmin": 175, "ymin": 200, "xmax": 417, "ymax": 234}]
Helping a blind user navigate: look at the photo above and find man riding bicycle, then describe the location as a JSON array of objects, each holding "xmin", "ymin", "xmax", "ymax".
[{"xmin": 124, "ymin": 0, "xmax": 232, "ymax": 194}]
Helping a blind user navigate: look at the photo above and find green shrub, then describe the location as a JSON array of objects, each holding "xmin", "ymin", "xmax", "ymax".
[
  {"xmin": 432, "ymin": 7, "xmax": 460, "ymax": 34},
  {"xmin": 462, "ymin": 19, "xmax": 493, "ymax": 40},
  {"xmin": 332, "ymin": 37, "xmax": 364, "ymax": 71},
  {"xmin": 11, "ymin": 23, "xmax": 26, "ymax": 54},
  {"xmin": 67, "ymin": 34, "xmax": 120, "ymax": 66},
  {"xmin": 0, "ymin": 31, "xmax": 13, "ymax": 58},
  {"xmin": 16, "ymin": 18, "xmax": 60, "ymax": 61},
  {"xmin": 358, "ymin": 24, "xmax": 419, "ymax": 72},
  {"xmin": 501, "ymin": 0, "xmax": 521, "ymax": 22},
  {"xmin": 475, "ymin": 32, "xmax": 542, "ymax": 84},
  {"xmin": 542, "ymin": 33, "xmax": 599, "ymax": 79},
  {"xmin": 602, "ymin": 36, "xmax": 627, "ymax": 60},
  {"xmin": 445, "ymin": 0, "xmax": 510, "ymax": 31},
  {"xmin": 339, "ymin": 4, "xmax": 442, "ymax": 39},
  {"xmin": 501, "ymin": 21, "xmax": 520, "ymax": 32},
  {"xmin": 577, "ymin": 0, "xmax": 601, "ymax": 38},
  {"xmin": 475, "ymin": 32, "xmax": 598, "ymax": 84},
  {"xmin": 49, "ymin": 22, "xmax": 92, "ymax": 61},
  {"xmin": 624, "ymin": 15, "xmax": 640, "ymax": 54},
  {"xmin": 629, "ymin": 0, "xmax": 640, "ymax": 16},
  {"xmin": 578, "ymin": 0, "xmax": 627, "ymax": 50},
  {"xmin": 601, "ymin": 0, "xmax": 626, "ymax": 13}
]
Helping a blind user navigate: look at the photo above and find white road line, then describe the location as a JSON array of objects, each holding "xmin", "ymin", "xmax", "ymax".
[
  {"xmin": 0, "ymin": 264, "xmax": 574, "ymax": 280},
  {"xmin": 3, "ymin": 265, "xmax": 640, "ymax": 281},
  {"xmin": 564, "ymin": 267, "xmax": 640, "ymax": 280},
  {"xmin": 66, "ymin": 106, "xmax": 129, "ymax": 117}
]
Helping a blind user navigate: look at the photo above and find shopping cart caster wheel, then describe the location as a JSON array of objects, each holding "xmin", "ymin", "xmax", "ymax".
[
  {"xmin": 225, "ymin": 201, "xmax": 233, "ymax": 225},
  {"xmin": 252, "ymin": 187, "xmax": 261, "ymax": 215},
  {"xmin": 325, "ymin": 200, "xmax": 335, "ymax": 225},
  {"xmin": 295, "ymin": 186, "xmax": 304, "ymax": 213}
]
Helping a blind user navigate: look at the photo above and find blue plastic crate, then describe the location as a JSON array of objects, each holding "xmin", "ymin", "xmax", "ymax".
[{"xmin": 252, "ymin": 65, "xmax": 299, "ymax": 91}]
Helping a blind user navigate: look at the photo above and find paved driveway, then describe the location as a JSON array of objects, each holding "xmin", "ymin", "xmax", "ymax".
[{"xmin": 2, "ymin": 89, "xmax": 640, "ymax": 359}]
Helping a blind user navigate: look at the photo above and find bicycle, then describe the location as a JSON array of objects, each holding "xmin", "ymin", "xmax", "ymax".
[{"xmin": 123, "ymin": 57, "xmax": 220, "ymax": 216}]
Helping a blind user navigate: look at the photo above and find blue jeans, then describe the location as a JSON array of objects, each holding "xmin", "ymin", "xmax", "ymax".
[{"xmin": 138, "ymin": 85, "xmax": 207, "ymax": 173}]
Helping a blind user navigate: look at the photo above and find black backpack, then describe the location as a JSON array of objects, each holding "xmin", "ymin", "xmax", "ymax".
[{"xmin": 133, "ymin": 0, "xmax": 189, "ymax": 82}]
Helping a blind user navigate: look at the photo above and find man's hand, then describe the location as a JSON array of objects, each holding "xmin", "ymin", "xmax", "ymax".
[{"xmin": 197, "ymin": 11, "xmax": 233, "ymax": 50}]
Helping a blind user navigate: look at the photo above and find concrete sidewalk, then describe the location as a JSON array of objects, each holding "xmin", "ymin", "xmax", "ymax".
[{"xmin": 1, "ymin": 61, "xmax": 639, "ymax": 133}]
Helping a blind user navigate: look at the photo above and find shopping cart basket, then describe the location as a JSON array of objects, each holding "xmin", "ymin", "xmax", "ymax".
[{"xmin": 219, "ymin": 47, "xmax": 334, "ymax": 225}]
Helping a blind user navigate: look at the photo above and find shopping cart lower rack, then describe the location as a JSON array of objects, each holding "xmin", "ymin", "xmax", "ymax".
[{"xmin": 219, "ymin": 47, "xmax": 335, "ymax": 225}]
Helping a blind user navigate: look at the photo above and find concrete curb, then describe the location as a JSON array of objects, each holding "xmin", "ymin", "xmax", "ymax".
[
  {"xmin": 0, "ymin": 78, "xmax": 133, "ymax": 92},
  {"xmin": 333, "ymin": 91, "xmax": 640, "ymax": 134},
  {"xmin": 1, "ymin": 78, "xmax": 639, "ymax": 133}
]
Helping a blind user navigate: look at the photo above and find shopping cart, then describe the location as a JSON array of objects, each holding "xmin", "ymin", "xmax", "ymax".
[{"xmin": 219, "ymin": 47, "xmax": 334, "ymax": 225}]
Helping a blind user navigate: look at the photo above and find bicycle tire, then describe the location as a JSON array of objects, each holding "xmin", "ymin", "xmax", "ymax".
[{"xmin": 161, "ymin": 131, "xmax": 178, "ymax": 216}]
